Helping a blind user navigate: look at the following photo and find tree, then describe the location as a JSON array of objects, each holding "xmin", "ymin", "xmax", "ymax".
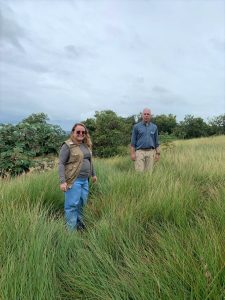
[
  {"xmin": 175, "ymin": 115, "xmax": 209, "ymax": 139},
  {"xmin": 83, "ymin": 118, "xmax": 96, "ymax": 137},
  {"xmin": 207, "ymin": 114, "xmax": 225, "ymax": 135},
  {"xmin": 152, "ymin": 114, "xmax": 177, "ymax": 134},
  {"xmin": 22, "ymin": 112, "xmax": 49, "ymax": 124},
  {"xmin": 93, "ymin": 110, "xmax": 124, "ymax": 157},
  {"xmin": 83, "ymin": 110, "xmax": 133, "ymax": 158}
]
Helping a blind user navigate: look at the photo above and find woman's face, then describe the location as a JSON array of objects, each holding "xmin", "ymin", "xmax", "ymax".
[{"xmin": 72, "ymin": 125, "xmax": 86, "ymax": 143}]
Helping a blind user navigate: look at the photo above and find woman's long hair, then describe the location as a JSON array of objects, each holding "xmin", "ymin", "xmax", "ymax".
[{"xmin": 70, "ymin": 123, "xmax": 92, "ymax": 149}]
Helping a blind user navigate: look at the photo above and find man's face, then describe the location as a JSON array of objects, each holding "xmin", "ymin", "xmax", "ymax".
[{"xmin": 142, "ymin": 109, "xmax": 151, "ymax": 123}]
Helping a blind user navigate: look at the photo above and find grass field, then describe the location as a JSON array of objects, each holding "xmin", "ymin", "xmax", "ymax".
[{"xmin": 0, "ymin": 136, "xmax": 224, "ymax": 299}]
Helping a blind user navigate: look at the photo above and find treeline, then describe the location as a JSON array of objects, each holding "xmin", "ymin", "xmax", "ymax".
[
  {"xmin": 0, "ymin": 111, "xmax": 224, "ymax": 177},
  {"xmin": 83, "ymin": 110, "xmax": 225, "ymax": 157}
]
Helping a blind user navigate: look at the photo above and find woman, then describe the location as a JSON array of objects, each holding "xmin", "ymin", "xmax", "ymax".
[{"xmin": 58, "ymin": 123, "xmax": 97, "ymax": 230}]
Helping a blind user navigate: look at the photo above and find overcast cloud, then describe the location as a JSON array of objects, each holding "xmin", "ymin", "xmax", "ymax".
[{"xmin": 0, "ymin": 0, "xmax": 224, "ymax": 130}]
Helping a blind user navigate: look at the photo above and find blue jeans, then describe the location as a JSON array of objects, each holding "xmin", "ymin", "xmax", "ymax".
[{"xmin": 64, "ymin": 177, "xmax": 89, "ymax": 230}]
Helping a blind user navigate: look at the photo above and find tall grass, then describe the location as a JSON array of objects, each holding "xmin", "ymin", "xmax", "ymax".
[{"xmin": 0, "ymin": 136, "xmax": 224, "ymax": 299}]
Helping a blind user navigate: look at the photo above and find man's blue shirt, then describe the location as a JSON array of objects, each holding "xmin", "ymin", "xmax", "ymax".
[{"xmin": 131, "ymin": 121, "xmax": 159, "ymax": 150}]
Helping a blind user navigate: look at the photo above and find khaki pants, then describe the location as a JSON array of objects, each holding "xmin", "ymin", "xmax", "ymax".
[{"xmin": 134, "ymin": 149, "xmax": 155, "ymax": 172}]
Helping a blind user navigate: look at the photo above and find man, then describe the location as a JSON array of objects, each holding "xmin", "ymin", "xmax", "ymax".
[{"xmin": 130, "ymin": 108, "xmax": 160, "ymax": 172}]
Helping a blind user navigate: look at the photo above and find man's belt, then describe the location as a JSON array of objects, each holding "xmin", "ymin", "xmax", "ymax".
[{"xmin": 139, "ymin": 147, "xmax": 155, "ymax": 151}]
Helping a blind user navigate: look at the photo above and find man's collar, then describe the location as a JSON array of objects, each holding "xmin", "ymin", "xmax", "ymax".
[{"xmin": 142, "ymin": 121, "xmax": 151, "ymax": 125}]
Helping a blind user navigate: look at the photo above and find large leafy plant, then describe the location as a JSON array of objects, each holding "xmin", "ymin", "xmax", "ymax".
[{"xmin": 0, "ymin": 113, "xmax": 66, "ymax": 177}]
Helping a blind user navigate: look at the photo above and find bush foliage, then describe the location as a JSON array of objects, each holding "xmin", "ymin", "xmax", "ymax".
[{"xmin": 0, "ymin": 113, "xmax": 66, "ymax": 177}]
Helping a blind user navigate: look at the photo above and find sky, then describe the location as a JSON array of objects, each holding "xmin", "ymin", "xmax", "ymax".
[{"xmin": 0, "ymin": 0, "xmax": 224, "ymax": 130}]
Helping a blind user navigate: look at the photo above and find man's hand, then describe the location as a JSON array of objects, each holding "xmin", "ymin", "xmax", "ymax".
[
  {"xmin": 130, "ymin": 145, "xmax": 136, "ymax": 161},
  {"xmin": 155, "ymin": 153, "xmax": 160, "ymax": 162},
  {"xmin": 60, "ymin": 182, "xmax": 68, "ymax": 192},
  {"xmin": 130, "ymin": 153, "xmax": 136, "ymax": 161}
]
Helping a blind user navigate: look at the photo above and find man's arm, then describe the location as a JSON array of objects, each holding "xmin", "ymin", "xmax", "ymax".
[
  {"xmin": 130, "ymin": 126, "xmax": 137, "ymax": 161},
  {"xmin": 155, "ymin": 127, "xmax": 160, "ymax": 161},
  {"xmin": 130, "ymin": 145, "xmax": 136, "ymax": 161}
]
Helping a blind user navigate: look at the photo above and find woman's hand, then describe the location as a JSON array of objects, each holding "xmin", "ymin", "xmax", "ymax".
[
  {"xmin": 60, "ymin": 182, "xmax": 68, "ymax": 192},
  {"xmin": 92, "ymin": 176, "xmax": 97, "ymax": 184}
]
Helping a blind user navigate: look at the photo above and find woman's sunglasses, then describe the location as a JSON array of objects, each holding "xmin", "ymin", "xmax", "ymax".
[{"xmin": 76, "ymin": 130, "xmax": 86, "ymax": 135}]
